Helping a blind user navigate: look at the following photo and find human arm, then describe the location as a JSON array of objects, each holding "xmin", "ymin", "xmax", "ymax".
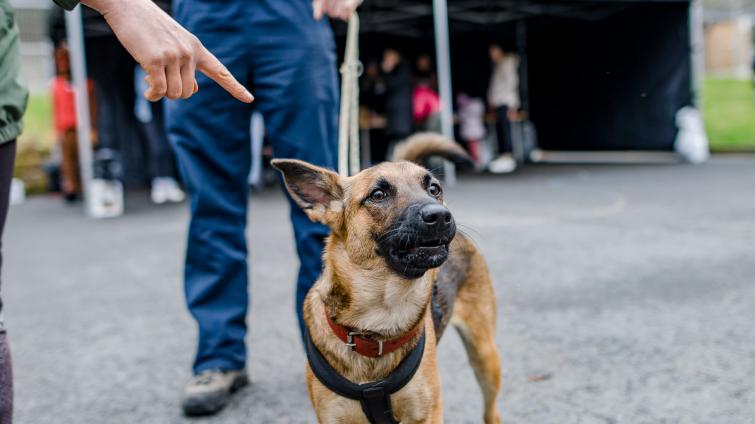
[{"xmin": 54, "ymin": 0, "xmax": 253, "ymax": 103}]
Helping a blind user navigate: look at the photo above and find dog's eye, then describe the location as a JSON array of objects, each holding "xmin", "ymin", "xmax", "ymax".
[
  {"xmin": 428, "ymin": 183, "xmax": 442, "ymax": 197},
  {"xmin": 369, "ymin": 189, "xmax": 387, "ymax": 202}
]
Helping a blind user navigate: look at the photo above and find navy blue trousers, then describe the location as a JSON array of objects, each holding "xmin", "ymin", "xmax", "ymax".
[{"xmin": 166, "ymin": 0, "xmax": 338, "ymax": 374}]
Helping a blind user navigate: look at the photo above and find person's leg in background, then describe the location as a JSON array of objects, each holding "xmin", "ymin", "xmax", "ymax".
[
  {"xmin": 0, "ymin": 140, "xmax": 17, "ymax": 424},
  {"xmin": 60, "ymin": 129, "xmax": 81, "ymax": 201},
  {"xmin": 85, "ymin": 37, "xmax": 135, "ymax": 180},
  {"xmin": 249, "ymin": 0, "xmax": 339, "ymax": 339},
  {"xmin": 147, "ymin": 101, "xmax": 185, "ymax": 204},
  {"xmin": 496, "ymin": 105, "xmax": 513, "ymax": 154},
  {"xmin": 489, "ymin": 104, "xmax": 516, "ymax": 174},
  {"xmin": 146, "ymin": 101, "xmax": 176, "ymax": 181},
  {"xmin": 134, "ymin": 67, "xmax": 185, "ymax": 204},
  {"xmin": 166, "ymin": 0, "xmax": 252, "ymax": 416}
]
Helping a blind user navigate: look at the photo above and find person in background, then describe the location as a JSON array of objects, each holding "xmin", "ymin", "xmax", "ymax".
[
  {"xmin": 457, "ymin": 93, "xmax": 486, "ymax": 168},
  {"xmin": 360, "ymin": 59, "xmax": 388, "ymax": 163},
  {"xmin": 412, "ymin": 82, "xmax": 440, "ymax": 132},
  {"xmin": 134, "ymin": 67, "xmax": 185, "ymax": 204},
  {"xmin": 49, "ymin": 8, "xmax": 94, "ymax": 202},
  {"xmin": 80, "ymin": 3, "xmax": 144, "ymax": 185},
  {"xmin": 381, "ymin": 48, "xmax": 413, "ymax": 150},
  {"xmin": 2, "ymin": 0, "xmax": 252, "ymax": 421},
  {"xmin": 415, "ymin": 53, "xmax": 437, "ymax": 90},
  {"xmin": 412, "ymin": 53, "xmax": 441, "ymax": 132},
  {"xmin": 50, "ymin": 43, "xmax": 97, "ymax": 202},
  {"xmin": 487, "ymin": 43, "xmax": 520, "ymax": 174},
  {"xmin": 361, "ymin": 59, "xmax": 386, "ymax": 114}
]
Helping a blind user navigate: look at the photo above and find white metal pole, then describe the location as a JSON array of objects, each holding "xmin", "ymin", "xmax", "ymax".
[
  {"xmin": 64, "ymin": 5, "xmax": 95, "ymax": 216},
  {"xmin": 432, "ymin": 0, "xmax": 456, "ymax": 185}
]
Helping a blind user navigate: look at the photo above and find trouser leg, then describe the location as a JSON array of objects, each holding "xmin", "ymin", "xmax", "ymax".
[
  {"xmin": 249, "ymin": 1, "xmax": 339, "ymax": 339},
  {"xmin": 86, "ymin": 37, "xmax": 143, "ymax": 183},
  {"xmin": 0, "ymin": 140, "xmax": 17, "ymax": 424},
  {"xmin": 496, "ymin": 105, "xmax": 512, "ymax": 155},
  {"xmin": 146, "ymin": 101, "xmax": 175, "ymax": 179},
  {"xmin": 165, "ymin": 16, "xmax": 252, "ymax": 373}
]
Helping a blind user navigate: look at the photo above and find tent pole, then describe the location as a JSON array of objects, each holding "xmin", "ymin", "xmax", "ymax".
[
  {"xmin": 432, "ymin": 0, "xmax": 455, "ymax": 185},
  {"xmin": 64, "ymin": 6, "xmax": 95, "ymax": 217}
]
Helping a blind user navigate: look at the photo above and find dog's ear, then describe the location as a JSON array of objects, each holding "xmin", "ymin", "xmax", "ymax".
[{"xmin": 271, "ymin": 159, "xmax": 344, "ymax": 226}]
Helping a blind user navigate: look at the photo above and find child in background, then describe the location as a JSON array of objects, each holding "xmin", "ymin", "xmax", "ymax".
[
  {"xmin": 412, "ymin": 83, "xmax": 441, "ymax": 132},
  {"xmin": 51, "ymin": 43, "xmax": 94, "ymax": 202},
  {"xmin": 412, "ymin": 54, "xmax": 441, "ymax": 132},
  {"xmin": 457, "ymin": 93, "xmax": 486, "ymax": 168}
]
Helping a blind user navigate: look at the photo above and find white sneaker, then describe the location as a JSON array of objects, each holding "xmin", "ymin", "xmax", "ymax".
[
  {"xmin": 151, "ymin": 177, "xmax": 186, "ymax": 204},
  {"xmin": 488, "ymin": 154, "xmax": 517, "ymax": 174},
  {"xmin": 90, "ymin": 179, "xmax": 124, "ymax": 218}
]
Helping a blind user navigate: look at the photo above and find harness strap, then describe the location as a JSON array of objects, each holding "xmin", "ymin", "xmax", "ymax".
[{"xmin": 305, "ymin": 327, "xmax": 426, "ymax": 424}]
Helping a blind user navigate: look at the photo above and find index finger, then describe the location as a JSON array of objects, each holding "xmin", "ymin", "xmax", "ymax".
[
  {"xmin": 196, "ymin": 47, "xmax": 254, "ymax": 103},
  {"xmin": 313, "ymin": 0, "xmax": 324, "ymax": 19}
]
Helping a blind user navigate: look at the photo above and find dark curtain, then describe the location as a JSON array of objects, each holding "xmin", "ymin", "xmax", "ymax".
[{"xmin": 527, "ymin": 2, "xmax": 693, "ymax": 150}]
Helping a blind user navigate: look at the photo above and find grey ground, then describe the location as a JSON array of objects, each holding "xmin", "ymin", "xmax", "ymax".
[{"xmin": 4, "ymin": 156, "xmax": 755, "ymax": 424}]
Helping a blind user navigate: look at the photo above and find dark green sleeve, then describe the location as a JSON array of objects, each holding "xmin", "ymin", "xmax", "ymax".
[{"xmin": 53, "ymin": 0, "xmax": 80, "ymax": 11}]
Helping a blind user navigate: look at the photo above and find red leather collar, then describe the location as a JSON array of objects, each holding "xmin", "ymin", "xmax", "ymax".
[{"xmin": 325, "ymin": 309, "xmax": 420, "ymax": 358}]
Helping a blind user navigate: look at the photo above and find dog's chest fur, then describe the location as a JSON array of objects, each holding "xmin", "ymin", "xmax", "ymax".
[{"xmin": 348, "ymin": 271, "xmax": 432, "ymax": 336}]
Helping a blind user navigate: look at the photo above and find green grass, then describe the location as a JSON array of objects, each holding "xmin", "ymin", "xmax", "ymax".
[
  {"xmin": 19, "ymin": 93, "xmax": 55, "ymax": 151},
  {"xmin": 15, "ymin": 94, "xmax": 54, "ymax": 192},
  {"xmin": 703, "ymin": 78, "xmax": 755, "ymax": 151}
]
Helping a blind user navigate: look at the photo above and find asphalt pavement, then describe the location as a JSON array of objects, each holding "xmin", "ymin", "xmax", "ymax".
[{"xmin": 4, "ymin": 156, "xmax": 755, "ymax": 423}]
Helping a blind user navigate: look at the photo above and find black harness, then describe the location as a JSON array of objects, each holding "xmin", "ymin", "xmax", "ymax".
[{"xmin": 304, "ymin": 328, "xmax": 426, "ymax": 424}]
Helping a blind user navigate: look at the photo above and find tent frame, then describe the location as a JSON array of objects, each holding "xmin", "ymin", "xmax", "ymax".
[
  {"xmin": 65, "ymin": 5, "xmax": 95, "ymax": 217},
  {"xmin": 66, "ymin": 0, "xmax": 702, "ymax": 215}
]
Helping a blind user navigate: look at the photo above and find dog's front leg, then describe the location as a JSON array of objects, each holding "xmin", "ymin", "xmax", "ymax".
[{"xmin": 428, "ymin": 398, "xmax": 444, "ymax": 424}]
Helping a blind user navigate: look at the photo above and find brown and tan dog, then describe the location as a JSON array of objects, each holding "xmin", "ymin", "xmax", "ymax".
[{"xmin": 273, "ymin": 133, "xmax": 501, "ymax": 424}]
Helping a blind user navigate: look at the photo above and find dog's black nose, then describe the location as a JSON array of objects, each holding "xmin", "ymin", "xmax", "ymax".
[{"xmin": 420, "ymin": 204, "xmax": 452, "ymax": 226}]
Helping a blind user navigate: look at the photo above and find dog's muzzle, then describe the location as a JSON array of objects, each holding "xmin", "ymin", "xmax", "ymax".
[{"xmin": 377, "ymin": 202, "xmax": 456, "ymax": 279}]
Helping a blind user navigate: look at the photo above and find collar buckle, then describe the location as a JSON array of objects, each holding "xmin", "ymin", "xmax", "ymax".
[
  {"xmin": 346, "ymin": 331, "xmax": 360, "ymax": 351},
  {"xmin": 346, "ymin": 331, "xmax": 384, "ymax": 356}
]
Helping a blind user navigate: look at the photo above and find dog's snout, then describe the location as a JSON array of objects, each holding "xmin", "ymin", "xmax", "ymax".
[{"xmin": 419, "ymin": 204, "xmax": 452, "ymax": 226}]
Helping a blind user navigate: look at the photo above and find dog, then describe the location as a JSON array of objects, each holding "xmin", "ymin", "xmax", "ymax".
[{"xmin": 272, "ymin": 133, "xmax": 501, "ymax": 424}]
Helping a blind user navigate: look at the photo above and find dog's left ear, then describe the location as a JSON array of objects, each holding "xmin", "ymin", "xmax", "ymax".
[{"xmin": 271, "ymin": 159, "xmax": 344, "ymax": 227}]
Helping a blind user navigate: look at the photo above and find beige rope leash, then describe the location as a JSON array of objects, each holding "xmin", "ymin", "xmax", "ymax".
[{"xmin": 337, "ymin": 12, "xmax": 363, "ymax": 177}]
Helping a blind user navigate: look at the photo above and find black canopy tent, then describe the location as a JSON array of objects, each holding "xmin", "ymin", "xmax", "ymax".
[
  {"xmin": 335, "ymin": 0, "xmax": 702, "ymax": 153},
  {"xmin": 64, "ymin": 0, "xmax": 703, "ymax": 216}
]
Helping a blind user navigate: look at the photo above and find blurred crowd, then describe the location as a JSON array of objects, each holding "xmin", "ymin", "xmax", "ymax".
[
  {"xmin": 359, "ymin": 44, "xmax": 524, "ymax": 173},
  {"xmin": 46, "ymin": 4, "xmax": 527, "ymax": 208}
]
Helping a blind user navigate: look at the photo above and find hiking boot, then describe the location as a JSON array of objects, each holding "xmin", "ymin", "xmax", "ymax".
[{"xmin": 181, "ymin": 369, "xmax": 248, "ymax": 416}]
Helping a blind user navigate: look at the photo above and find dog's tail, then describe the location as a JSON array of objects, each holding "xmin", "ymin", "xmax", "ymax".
[{"xmin": 391, "ymin": 132, "xmax": 474, "ymax": 168}]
